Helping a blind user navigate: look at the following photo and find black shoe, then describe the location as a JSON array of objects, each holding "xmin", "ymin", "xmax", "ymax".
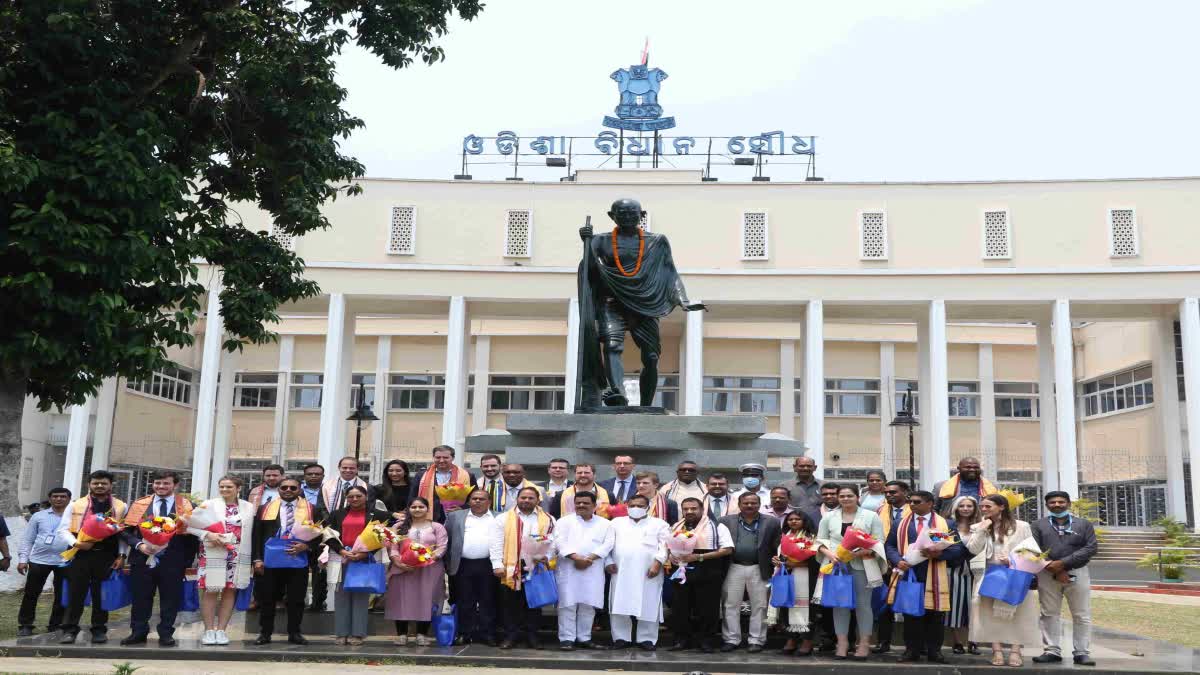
[
  {"xmin": 159, "ymin": 637, "xmax": 177, "ymax": 647},
  {"xmin": 90, "ymin": 632, "xmax": 108, "ymax": 644},
  {"xmin": 952, "ymin": 643, "xmax": 965, "ymax": 654},
  {"xmin": 719, "ymin": 642, "xmax": 737, "ymax": 652},
  {"xmin": 59, "ymin": 632, "xmax": 77, "ymax": 644},
  {"xmin": 288, "ymin": 633, "xmax": 309, "ymax": 645},
  {"xmin": 899, "ymin": 651, "xmax": 921, "ymax": 662},
  {"xmin": 668, "ymin": 641, "xmax": 688, "ymax": 652},
  {"xmin": 528, "ymin": 638, "xmax": 543, "ymax": 650},
  {"xmin": 559, "ymin": 640, "xmax": 575, "ymax": 651},
  {"xmin": 871, "ymin": 641, "xmax": 891, "ymax": 654},
  {"xmin": 747, "ymin": 644, "xmax": 763, "ymax": 653},
  {"xmin": 638, "ymin": 641, "xmax": 656, "ymax": 651},
  {"xmin": 498, "ymin": 639, "xmax": 513, "ymax": 650},
  {"xmin": 1074, "ymin": 655, "xmax": 1096, "ymax": 667},
  {"xmin": 1032, "ymin": 653, "xmax": 1063, "ymax": 663},
  {"xmin": 611, "ymin": 639, "xmax": 630, "ymax": 649},
  {"xmin": 575, "ymin": 640, "xmax": 596, "ymax": 649},
  {"xmin": 253, "ymin": 634, "xmax": 271, "ymax": 645},
  {"xmin": 700, "ymin": 643, "xmax": 715, "ymax": 654},
  {"xmin": 967, "ymin": 642, "xmax": 981, "ymax": 655},
  {"xmin": 927, "ymin": 652, "xmax": 947, "ymax": 663},
  {"xmin": 16, "ymin": 627, "xmax": 32, "ymax": 637}
]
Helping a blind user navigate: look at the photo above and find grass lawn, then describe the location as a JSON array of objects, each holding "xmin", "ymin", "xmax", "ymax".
[
  {"xmin": 0, "ymin": 589, "xmax": 130, "ymax": 641},
  {"xmin": 1080, "ymin": 597, "xmax": 1200, "ymax": 649}
]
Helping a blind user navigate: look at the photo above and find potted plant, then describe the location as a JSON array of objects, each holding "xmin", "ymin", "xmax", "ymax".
[{"xmin": 1136, "ymin": 518, "xmax": 1192, "ymax": 583}]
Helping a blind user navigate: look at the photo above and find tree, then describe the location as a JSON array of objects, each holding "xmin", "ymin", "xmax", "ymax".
[{"xmin": 0, "ymin": 0, "xmax": 482, "ymax": 512}]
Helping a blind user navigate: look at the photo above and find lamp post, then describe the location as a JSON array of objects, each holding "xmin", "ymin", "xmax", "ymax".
[
  {"xmin": 889, "ymin": 384, "xmax": 920, "ymax": 486},
  {"xmin": 346, "ymin": 381, "xmax": 379, "ymax": 465}
]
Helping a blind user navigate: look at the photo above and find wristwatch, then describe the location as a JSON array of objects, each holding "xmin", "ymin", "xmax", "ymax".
[{"xmin": 699, "ymin": 553, "xmax": 705, "ymax": 561}]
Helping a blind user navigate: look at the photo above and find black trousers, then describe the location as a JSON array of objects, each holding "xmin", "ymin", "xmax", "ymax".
[
  {"xmin": 61, "ymin": 549, "xmax": 117, "ymax": 635},
  {"xmin": 452, "ymin": 558, "xmax": 498, "ymax": 641},
  {"xmin": 669, "ymin": 559, "xmax": 723, "ymax": 647},
  {"xmin": 309, "ymin": 549, "xmax": 327, "ymax": 609},
  {"xmin": 18, "ymin": 562, "xmax": 65, "ymax": 630},
  {"xmin": 903, "ymin": 609, "xmax": 945, "ymax": 656},
  {"xmin": 257, "ymin": 567, "xmax": 308, "ymax": 636},
  {"xmin": 129, "ymin": 561, "xmax": 186, "ymax": 639},
  {"xmin": 876, "ymin": 606, "xmax": 896, "ymax": 644},
  {"xmin": 498, "ymin": 583, "xmax": 540, "ymax": 642}
]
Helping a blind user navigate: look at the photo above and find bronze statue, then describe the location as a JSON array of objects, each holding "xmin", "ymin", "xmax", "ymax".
[{"xmin": 575, "ymin": 198, "xmax": 705, "ymax": 410}]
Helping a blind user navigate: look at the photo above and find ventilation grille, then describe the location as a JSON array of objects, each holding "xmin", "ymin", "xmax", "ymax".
[
  {"xmin": 860, "ymin": 211, "xmax": 887, "ymax": 260},
  {"xmin": 741, "ymin": 211, "xmax": 768, "ymax": 259},
  {"xmin": 504, "ymin": 209, "xmax": 532, "ymax": 257},
  {"xmin": 387, "ymin": 206, "xmax": 415, "ymax": 255},
  {"xmin": 269, "ymin": 225, "xmax": 296, "ymax": 251},
  {"xmin": 1109, "ymin": 209, "xmax": 1138, "ymax": 257},
  {"xmin": 982, "ymin": 210, "xmax": 1011, "ymax": 259}
]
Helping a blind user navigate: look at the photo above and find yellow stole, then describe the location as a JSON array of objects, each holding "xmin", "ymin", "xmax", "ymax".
[
  {"xmin": 499, "ymin": 507, "xmax": 554, "ymax": 589},
  {"xmin": 877, "ymin": 503, "xmax": 911, "ymax": 534},
  {"xmin": 260, "ymin": 497, "xmax": 312, "ymax": 524},
  {"xmin": 558, "ymin": 484, "xmax": 610, "ymax": 516},
  {"xmin": 938, "ymin": 474, "xmax": 998, "ymax": 500},
  {"xmin": 418, "ymin": 464, "xmax": 472, "ymax": 504},
  {"xmin": 887, "ymin": 512, "xmax": 952, "ymax": 611},
  {"xmin": 67, "ymin": 496, "xmax": 128, "ymax": 533},
  {"xmin": 124, "ymin": 494, "xmax": 194, "ymax": 527}
]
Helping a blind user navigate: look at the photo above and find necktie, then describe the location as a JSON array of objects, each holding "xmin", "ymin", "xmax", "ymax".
[
  {"xmin": 710, "ymin": 498, "xmax": 721, "ymax": 520},
  {"xmin": 343, "ymin": 482, "xmax": 353, "ymax": 507},
  {"xmin": 282, "ymin": 502, "xmax": 294, "ymax": 536},
  {"xmin": 619, "ymin": 480, "xmax": 628, "ymax": 501},
  {"xmin": 893, "ymin": 507, "xmax": 901, "ymax": 523},
  {"xmin": 489, "ymin": 480, "xmax": 498, "ymax": 510},
  {"xmin": 916, "ymin": 516, "xmax": 926, "ymax": 534},
  {"xmin": 158, "ymin": 497, "xmax": 169, "ymax": 518}
]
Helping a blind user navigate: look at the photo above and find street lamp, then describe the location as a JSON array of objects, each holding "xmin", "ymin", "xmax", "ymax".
[
  {"xmin": 889, "ymin": 384, "xmax": 920, "ymax": 486},
  {"xmin": 346, "ymin": 381, "xmax": 379, "ymax": 465}
]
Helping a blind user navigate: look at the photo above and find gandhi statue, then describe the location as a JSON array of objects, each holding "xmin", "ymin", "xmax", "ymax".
[{"xmin": 575, "ymin": 198, "xmax": 704, "ymax": 409}]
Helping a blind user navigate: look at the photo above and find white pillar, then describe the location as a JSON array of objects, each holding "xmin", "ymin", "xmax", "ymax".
[
  {"xmin": 925, "ymin": 300, "xmax": 951, "ymax": 489},
  {"xmin": 684, "ymin": 300, "xmax": 704, "ymax": 416},
  {"xmin": 917, "ymin": 314, "xmax": 932, "ymax": 484},
  {"xmin": 210, "ymin": 349, "xmax": 239, "ymax": 497},
  {"xmin": 64, "ymin": 396, "xmax": 94, "ymax": 496},
  {"xmin": 564, "ymin": 298, "xmax": 580, "ymax": 414},
  {"xmin": 879, "ymin": 342, "xmax": 896, "ymax": 478},
  {"xmin": 1178, "ymin": 297, "xmax": 1200, "ymax": 532},
  {"xmin": 472, "ymin": 335, "xmax": 491, "ymax": 433},
  {"xmin": 979, "ymin": 344, "xmax": 998, "ymax": 479},
  {"xmin": 318, "ymin": 293, "xmax": 353, "ymax": 470},
  {"xmin": 89, "ymin": 378, "xmax": 119, "ymax": 471},
  {"xmin": 1052, "ymin": 300, "xmax": 1080, "ymax": 497},
  {"xmin": 779, "ymin": 340, "xmax": 796, "ymax": 438},
  {"xmin": 191, "ymin": 281, "xmax": 224, "ymax": 496},
  {"xmin": 1036, "ymin": 315, "xmax": 1060, "ymax": 491},
  {"xmin": 678, "ymin": 336, "xmax": 688, "ymax": 413},
  {"xmin": 441, "ymin": 296, "xmax": 470, "ymax": 450},
  {"xmin": 1154, "ymin": 318, "xmax": 1187, "ymax": 521},
  {"xmin": 273, "ymin": 335, "xmax": 294, "ymax": 464},
  {"xmin": 803, "ymin": 300, "xmax": 824, "ymax": 478},
  {"xmin": 371, "ymin": 336, "xmax": 391, "ymax": 483}
]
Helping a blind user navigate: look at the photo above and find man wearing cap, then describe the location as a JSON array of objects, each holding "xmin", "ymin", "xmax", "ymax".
[{"xmin": 730, "ymin": 463, "xmax": 771, "ymax": 505}]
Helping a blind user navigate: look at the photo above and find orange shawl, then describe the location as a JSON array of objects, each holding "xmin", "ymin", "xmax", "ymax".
[
  {"xmin": 124, "ymin": 494, "xmax": 194, "ymax": 527},
  {"xmin": 417, "ymin": 464, "xmax": 472, "ymax": 504}
]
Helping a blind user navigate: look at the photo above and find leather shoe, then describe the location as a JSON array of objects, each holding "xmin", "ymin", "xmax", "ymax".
[
  {"xmin": 611, "ymin": 639, "xmax": 630, "ymax": 649},
  {"xmin": 16, "ymin": 627, "xmax": 32, "ymax": 638},
  {"xmin": 899, "ymin": 651, "xmax": 921, "ymax": 662},
  {"xmin": 159, "ymin": 637, "xmax": 178, "ymax": 647},
  {"xmin": 559, "ymin": 640, "xmax": 575, "ymax": 651},
  {"xmin": 871, "ymin": 641, "xmax": 891, "ymax": 654},
  {"xmin": 90, "ymin": 632, "xmax": 108, "ymax": 644},
  {"xmin": 638, "ymin": 641, "xmax": 656, "ymax": 651},
  {"xmin": 575, "ymin": 640, "xmax": 596, "ymax": 649},
  {"xmin": 59, "ymin": 632, "xmax": 77, "ymax": 644},
  {"xmin": 528, "ymin": 638, "xmax": 543, "ymax": 650},
  {"xmin": 288, "ymin": 634, "xmax": 309, "ymax": 645},
  {"xmin": 1033, "ymin": 653, "xmax": 1063, "ymax": 663},
  {"xmin": 719, "ymin": 642, "xmax": 738, "ymax": 652},
  {"xmin": 253, "ymin": 634, "xmax": 271, "ymax": 645},
  {"xmin": 497, "ymin": 639, "xmax": 514, "ymax": 650},
  {"xmin": 668, "ymin": 641, "xmax": 688, "ymax": 652},
  {"xmin": 927, "ymin": 652, "xmax": 947, "ymax": 663},
  {"xmin": 747, "ymin": 644, "xmax": 763, "ymax": 653},
  {"xmin": 1074, "ymin": 655, "xmax": 1096, "ymax": 666},
  {"xmin": 699, "ymin": 643, "xmax": 715, "ymax": 654}
]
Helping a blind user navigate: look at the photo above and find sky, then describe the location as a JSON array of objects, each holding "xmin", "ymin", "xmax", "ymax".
[{"xmin": 333, "ymin": 0, "xmax": 1200, "ymax": 182}]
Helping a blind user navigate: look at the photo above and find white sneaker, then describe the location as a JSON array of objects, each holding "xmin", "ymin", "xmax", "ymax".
[
  {"xmin": 201, "ymin": 630, "xmax": 217, "ymax": 645},
  {"xmin": 215, "ymin": 630, "xmax": 230, "ymax": 645}
]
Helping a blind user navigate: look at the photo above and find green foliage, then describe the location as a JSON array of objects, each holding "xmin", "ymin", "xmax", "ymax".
[
  {"xmin": 111, "ymin": 663, "xmax": 140, "ymax": 675},
  {"xmin": 1070, "ymin": 497, "xmax": 1106, "ymax": 542},
  {"xmin": 1136, "ymin": 517, "xmax": 1195, "ymax": 580}
]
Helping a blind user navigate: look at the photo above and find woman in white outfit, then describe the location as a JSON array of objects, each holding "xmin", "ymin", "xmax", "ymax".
[
  {"xmin": 966, "ymin": 494, "xmax": 1042, "ymax": 667},
  {"xmin": 189, "ymin": 476, "xmax": 255, "ymax": 646}
]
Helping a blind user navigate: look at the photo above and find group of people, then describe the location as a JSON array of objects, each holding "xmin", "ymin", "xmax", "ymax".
[{"xmin": 15, "ymin": 450, "xmax": 1099, "ymax": 667}]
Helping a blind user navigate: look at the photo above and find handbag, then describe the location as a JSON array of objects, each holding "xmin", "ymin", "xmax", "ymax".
[
  {"xmin": 431, "ymin": 603, "xmax": 458, "ymax": 646},
  {"xmin": 235, "ymin": 580, "xmax": 255, "ymax": 611},
  {"xmin": 769, "ymin": 566, "xmax": 795, "ymax": 608},
  {"xmin": 342, "ymin": 559, "xmax": 387, "ymax": 594},
  {"xmin": 99, "ymin": 571, "xmax": 133, "ymax": 611},
  {"xmin": 819, "ymin": 562, "xmax": 856, "ymax": 609},
  {"xmin": 522, "ymin": 562, "xmax": 558, "ymax": 609},
  {"xmin": 263, "ymin": 536, "xmax": 309, "ymax": 569},
  {"xmin": 59, "ymin": 578, "xmax": 92, "ymax": 607},
  {"xmin": 181, "ymin": 579, "xmax": 200, "ymax": 612},
  {"xmin": 891, "ymin": 569, "xmax": 926, "ymax": 617},
  {"xmin": 871, "ymin": 583, "xmax": 891, "ymax": 617}
]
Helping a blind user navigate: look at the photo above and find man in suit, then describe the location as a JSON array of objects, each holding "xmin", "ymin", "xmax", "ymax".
[
  {"xmin": 446, "ymin": 488, "xmax": 498, "ymax": 645},
  {"xmin": 598, "ymin": 455, "xmax": 636, "ymax": 504},
  {"xmin": 717, "ymin": 492, "xmax": 781, "ymax": 653},
  {"xmin": 251, "ymin": 476, "xmax": 328, "ymax": 645},
  {"xmin": 411, "ymin": 445, "xmax": 477, "ymax": 522},
  {"xmin": 543, "ymin": 458, "xmax": 573, "ymax": 497},
  {"xmin": 248, "ymin": 464, "xmax": 285, "ymax": 509},
  {"xmin": 320, "ymin": 456, "xmax": 371, "ymax": 512},
  {"xmin": 119, "ymin": 471, "xmax": 198, "ymax": 647},
  {"xmin": 873, "ymin": 479, "xmax": 911, "ymax": 654}
]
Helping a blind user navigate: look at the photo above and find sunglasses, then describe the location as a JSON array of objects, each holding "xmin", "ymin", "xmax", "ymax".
[{"xmin": 278, "ymin": 485, "xmax": 300, "ymax": 491}]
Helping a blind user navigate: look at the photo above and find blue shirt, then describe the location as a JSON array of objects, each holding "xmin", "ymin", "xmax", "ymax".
[
  {"xmin": 20, "ymin": 509, "xmax": 67, "ymax": 566},
  {"xmin": 957, "ymin": 480, "xmax": 981, "ymax": 499},
  {"xmin": 302, "ymin": 485, "xmax": 321, "ymax": 506}
]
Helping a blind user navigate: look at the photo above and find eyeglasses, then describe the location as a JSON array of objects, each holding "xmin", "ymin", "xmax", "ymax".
[
  {"xmin": 908, "ymin": 499, "xmax": 926, "ymax": 506},
  {"xmin": 678, "ymin": 468, "xmax": 697, "ymax": 473},
  {"xmin": 278, "ymin": 485, "xmax": 300, "ymax": 491}
]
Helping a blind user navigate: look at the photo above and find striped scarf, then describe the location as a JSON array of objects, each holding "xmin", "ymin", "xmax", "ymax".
[
  {"xmin": 670, "ymin": 515, "xmax": 719, "ymax": 550},
  {"xmin": 887, "ymin": 512, "xmax": 951, "ymax": 611},
  {"xmin": 418, "ymin": 464, "xmax": 471, "ymax": 504},
  {"xmin": 124, "ymin": 494, "xmax": 193, "ymax": 527},
  {"xmin": 558, "ymin": 484, "xmax": 610, "ymax": 516}
]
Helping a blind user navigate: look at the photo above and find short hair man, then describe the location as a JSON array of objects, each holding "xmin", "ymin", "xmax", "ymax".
[
  {"xmin": 932, "ymin": 457, "xmax": 997, "ymax": 516},
  {"xmin": 702, "ymin": 473, "xmax": 734, "ymax": 520},
  {"xmin": 717, "ymin": 492, "xmax": 781, "ymax": 653},
  {"xmin": 413, "ymin": 445, "xmax": 476, "ymax": 522},
  {"xmin": 604, "ymin": 493, "xmax": 670, "ymax": 650},
  {"xmin": 659, "ymin": 460, "xmax": 707, "ymax": 506},
  {"xmin": 788, "ymin": 456, "xmax": 823, "ymax": 524},
  {"xmin": 16, "ymin": 487, "xmax": 72, "ymax": 637},
  {"xmin": 55, "ymin": 470, "xmax": 129, "ymax": 644},
  {"xmin": 599, "ymin": 455, "xmax": 637, "ymax": 503},
  {"xmin": 321, "ymin": 456, "xmax": 371, "ymax": 512},
  {"xmin": 552, "ymin": 490, "xmax": 614, "ymax": 650},
  {"xmin": 544, "ymin": 458, "xmax": 572, "ymax": 497},
  {"xmin": 249, "ymin": 464, "xmax": 286, "ymax": 508},
  {"xmin": 445, "ymin": 488, "xmax": 498, "ymax": 646},
  {"xmin": 1032, "ymin": 491, "xmax": 1099, "ymax": 667}
]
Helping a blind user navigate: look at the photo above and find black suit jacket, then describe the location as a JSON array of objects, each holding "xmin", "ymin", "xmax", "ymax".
[
  {"xmin": 884, "ymin": 515, "xmax": 968, "ymax": 583},
  {"xmin": 411, "ymin": 469, "xmax": 477, "ymax": 523},
  {"xmin": 718, "ymin": 513, "xmax": 782, "ymax": 580},
  {"xmin": 598, "ymin": 476, "xmax": 637, "ymax": 504},
  {"xmin": 251, "ymin": 499, "xmax": 329, "ymax": 563},
  {"xmin": 120, "ymin": 500, "xmax": 199, "ymax": 569}
]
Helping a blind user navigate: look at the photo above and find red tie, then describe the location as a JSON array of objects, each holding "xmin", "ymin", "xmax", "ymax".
[{"xmin": 916, "ymin": 516, "xmax": 925, "ymax": 534}]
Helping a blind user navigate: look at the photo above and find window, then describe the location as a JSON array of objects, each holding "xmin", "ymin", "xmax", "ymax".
[
  {"xmin": 489, "ymin": 375, "xmax": 566, "ymax": 411},
  {"xmin": 948, "ymin": 381, "xmax": 980, "ymax": 417},
  {"xmin": 387, "ymin": 206, "xmax": 416, "ymax": 255},
  {"xmin": 388, "ymin": 374, "xmax": 445, "ymax": 410},
  {"xmin": 860, "ymin": 211, "xmax": 888, "ymax": 260},
  {"xmin": 982, "ymin": 210, "xmax": 1011, "ymax": 259},
  {"xmin": 1174, "ymin": 320, "xmax": 1186, "ymax": 401},
  {"xmin": 127, "ymin": 364, "xmax": 195, "ymax": 405},
  {"xmin": 995, "ymin": 381, "xmax": 1040, "ymax": 418},
  {"xmin": 290, "ymin": 373, "xmax": 323, "ymax": 409},
  {"xmin": 824, "ymin": 378, "xmax": 880, "ymax": 416},
  {"xmin": 504, "ymin": 209, "xmax": 532, "ymax": 257},
  {"xmin": 349, "ymin": 374, "xmax": 376, "ymax": 410},
  {"xmin": 741, "ymin": 211, "xmax": 768, "ymax": 260},
  {"xmin": 895, "ymin": 379, "xmax": 919, "ymax": 417},
  {"xmin": 233, "ymin": 372, "xmax": 278, "ymax": 409},
  {"xmin": 650, "ymin": 374, "xmax": 679, "ymax": 411},
  {"xmin": 703, "ymin": 377, "xmax": 779, "ymax": 414},
  {"xmin": 1080, "ymin": 365, "xmax": 1153, "ymax": 417},
  {"xmin": 268, "ymin": 224, "xmax": 296, "ymax": 251},
  {"xmin": 1108, "ymin": 208, "xmax": 1138, "ymax": 258}
]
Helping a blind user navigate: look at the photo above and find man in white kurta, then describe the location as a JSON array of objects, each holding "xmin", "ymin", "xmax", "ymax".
[
  {"xmin": 604, "ymin": 494, "xmax": 669, "ymax": 650},
  {"xmin": 553, "ymin": 492, "xmax": 615, "ymax": 649}
]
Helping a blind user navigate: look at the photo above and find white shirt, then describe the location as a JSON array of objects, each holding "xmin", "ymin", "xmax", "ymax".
[
  {"xmin": 545, "ymin": 480, "xmax": 569, "ymax": 496},
  {"xmin": 489, "ymin": 508, "xmax": 547, "ymax": 569},
  {"xmin": 260, "ymin": 486, "xmax": 280, "ymax": 504},
  {"xmin": 461, "ymin": 511, "xmax": 494, "ymax": 559},
  {"xmin": 435, "ymin": 470, "xmax": 453, "ymax": 486},
  {"xmin": 553, "ymin": 514, "xmax": 615, "ymax": 609}
]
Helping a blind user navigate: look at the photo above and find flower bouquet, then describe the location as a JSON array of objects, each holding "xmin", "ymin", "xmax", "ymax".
[
  {"xmin": 435, "ymin": 482, "xmax": 473, "ymax": 512},
  {"xmin": 187, "ymin": 505, "xmax": 238, "ymax": 553},
  {"xmin": 351, "ymin": 521, "xmax": 397, "ymax": 555},
  {"xmin": 666, "ymin": 530, "xmax": 699, "ymax": 583},
  {"xmin": 521, "ymin": 532, "xmax": 555, "ymax": 571},
  {"xmin": 61, "ymin": 513, "xmax": 124, "ymax": 561},
  {"xmin": 597, "ymin": 502, "xmax": 628, "ymax": 520},
  {"xmin": 831, "ymin": 527, "xmax": 878, "ymax": 564},
  {"xmin": 1009, "ymin": 545, "xmax": 1050, "ymax": 574},
  {"xmin": 999, "ymin": 488, "xmax": 1027, "ymax": 512},
  {"xmin": 137, "ymin": 515, "xmax": 181, "ymax": 568},
  {"xmin": 781, "ymin": 533, "xmax": 818, "ymax": 563},
  {"xmin": 902, "ymin": 527, "xmax": 957, "ymax": 566},
  {"xmin": 395, "ymin": 539, "xmax": 436, "ymax": 568},
  {"xmin": 287, "ymin": 516, "xmax": 325, "ymax": 542}
]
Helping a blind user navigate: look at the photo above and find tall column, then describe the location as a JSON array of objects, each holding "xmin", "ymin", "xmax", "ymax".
[
  {"xmin": 1154, "ymin": 317, "xmax": 1187, "ymax": 521},
  {"xmin": 210, "ymin": 349, "xmax": 239, "ymax": 497},
  {"xmin": 317, "ymin": 293, "xmax": 354, "ymax": 470},
  {"xmin": 779, "ymin": 340, "xmax": 796, "ymax": 438},
  {"xmin": 1036, "ymin": 315, "xmax": 1060, "ymax": 491},
  {"xmin": 803, "ymin": 300, "xmax": 824, "ymax": 477},
  {"xmin": 1178, "ymin": 297, "xmax": 1200, "ymax": 532},
  {"xmin": 441, "ymin": 296, "xmax": 470, "ymax": 450},
  {"xmin": 1052, "ymin": 300, "xmax": 1080, "ymax": 497},
  {"xmin": 89, "ymin": 378, "xmax": 119, "ymax": 471},
  {"xmin": 371, "ymin": 336, "xmax": 392, "ymax": 483},
  {"xmin": 564, "ymin": 298, "xmax": 580, "ymax": 414},
  {"xmin": 684, "ymin": 299, "xmax": 704, "ymax": 416},
  {"xmin": 677, "ymin": 336, "xmax": 688, "ymax": 413},
  {"xmin": 917, "ymin": 314, "xmax": 932, "ymax": 484},
  {"xmin": 272, "ymin": 335, "xmax": 294, "ymax": 464},
  {"xmin": 64, "ymin": 396, "xmax": 94, "ymax": 496},
  {"xmin": 925, "ymin": 300, "xmax": 951, "ymax": 488},
  {"xmin": 191, "ymin": 280, "xmax": 224, "ymax": 496},
  {"xmin": 979, "ymin": 344, "xmax": 998, "ymax": 478},
  {"xmin": 471, "ymin": 335, "xmax": 491, "ymax": 433},
  {"xmin": 879, "ymin": 342, "xmax": 896, "ymax": 478}
]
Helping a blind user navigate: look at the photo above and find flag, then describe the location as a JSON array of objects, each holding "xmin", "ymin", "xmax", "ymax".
[{"xmin": 641, "ymin": 37, "xmax": 649, "ymax": 65}]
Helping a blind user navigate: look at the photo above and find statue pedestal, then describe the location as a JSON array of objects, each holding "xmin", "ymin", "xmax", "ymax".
[{"xmin": 466, "ymin": 412, "xmax": 807, "ymax": 478}]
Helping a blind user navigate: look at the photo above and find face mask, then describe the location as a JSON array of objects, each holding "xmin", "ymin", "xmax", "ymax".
[
  {"xmin": 742, "ymin": 477, "xmax": 761, "ymax": 490},
  {"xmin": 1048, "ymin": 508, "xmax": 1071, "ymax": 518},
  {"xmin": 627, "ymin": 507, "xmax": 648, "ymax": 519}
]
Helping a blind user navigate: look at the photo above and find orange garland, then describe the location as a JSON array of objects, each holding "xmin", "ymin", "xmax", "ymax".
[{"xmin": 611, "ymin": 227, "xmax": 645, "ymax": 277}]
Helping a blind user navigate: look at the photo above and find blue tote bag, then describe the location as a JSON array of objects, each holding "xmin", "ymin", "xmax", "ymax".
[
  {"xmin": 263, "ymin": 537, "xmax": 309, "ymax": 569},
  {"xmin": 342, "ymin": 560, "xmax": 387, "ymax": 594},
  {"xmin": 891, "ymin": 569, "xmax": 926, "ymax": 617},
  {"xmin": 99, "ymin": 572, "xmax": 133, "ymax": 611},
  {"xmin": 59, "ymin": 578, "xmax": 92, "ymax": 607},
  {"xmin": 769, "ymin": 566, "xmax": 795, "ymax": 608},
  {"xmin": 235, "ymin": 580, "xmax": 255, "ymax": 611},
  {"xmin": 980, "ymin": 564, "xmax": 1035, "ymax": 606},
  {"xmin": 181, "ymin": 579, "xmax": 201, "ymax": 612},
  {"xmin": 871, "ymin": 584, "xmax": 891, "ymax": 618},
  {"xmin": 523, "ymin": 562, "xmax": 558, "ymax": 609},
  {"xmin": 820, "ymin": 563, "xmax": 856, "ymax": 609},
  {"xmin": 431, "ymin": 604, "xmax": 458, "ymax": 646}
]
